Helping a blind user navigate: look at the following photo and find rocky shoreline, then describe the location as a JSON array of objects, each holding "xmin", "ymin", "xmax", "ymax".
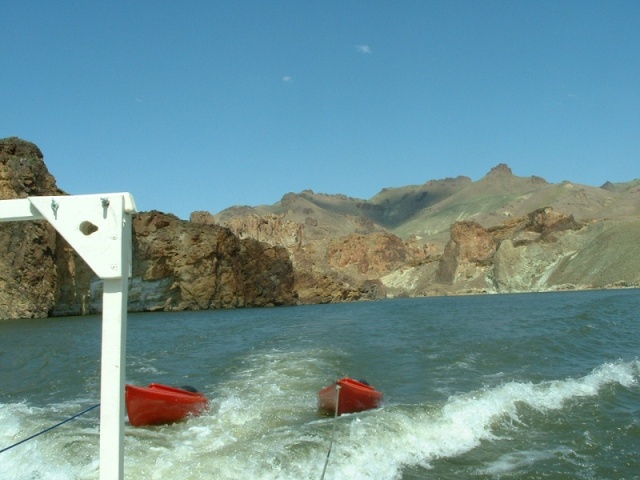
[{"xmin": 1, "ymin": 136, "xmax": 639, "ymax": 320}]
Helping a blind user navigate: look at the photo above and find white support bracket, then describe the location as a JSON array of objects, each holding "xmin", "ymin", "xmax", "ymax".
[{"xmin": 0, "ymin": 192, "xmax": 137, "ymax": 480}]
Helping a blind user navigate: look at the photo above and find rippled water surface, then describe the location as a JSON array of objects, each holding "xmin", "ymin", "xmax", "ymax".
[{"xmin": 1, "ymin": 289, "xmax": 639, "ymax": 479}]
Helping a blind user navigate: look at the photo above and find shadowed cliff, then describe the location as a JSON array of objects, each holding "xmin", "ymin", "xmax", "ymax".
[
  {"xmin": 0, "ymin": 137, "xmax": 296, "ymax": 319},
  {"xmin": 2, "ymin": 137, "xmax": 639, "ymax": 319}
]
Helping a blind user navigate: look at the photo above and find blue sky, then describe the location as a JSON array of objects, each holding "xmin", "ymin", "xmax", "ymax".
[{"xmin": 2, "ymin": 1, "xmax": 639, "ymax": 219}]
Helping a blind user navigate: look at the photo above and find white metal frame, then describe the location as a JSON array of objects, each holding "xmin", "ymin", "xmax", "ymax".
[{"xmin": 0, "ymin": 192, "xmax": 137, "ymax": 480}]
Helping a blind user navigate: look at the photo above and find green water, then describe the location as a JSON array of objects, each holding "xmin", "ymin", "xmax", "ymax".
[{"xmin": 1, "ymin": 289, "xmax": 639, "ymax": 479}]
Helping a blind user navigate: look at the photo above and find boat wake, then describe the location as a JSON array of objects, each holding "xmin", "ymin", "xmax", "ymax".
[
  {"xmin": 320, "ymin": 359, "xmax": 640, "ymax": 479},
  {"xmin": 124, "ymin": 356, "xmax": 639, "ymax": 480},
  {"xmin": 1, "ymin": 356, "xmax": 638, "ymax": 480}
]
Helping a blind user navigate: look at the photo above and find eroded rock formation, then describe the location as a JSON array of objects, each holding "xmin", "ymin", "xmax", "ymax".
[
  {"xmin": 434, "ymin": 207, "xmax": 584, "ymax": 293},
  {"xmin": 0, "ymin": 137, "xmax": 296, "ymax": 319},
  {"xmin": 2, "ymin": 136, "xmax": 639, "ymax": 319},
  {"xmin": 0, "ymin": 138, "xmax": 64, "ymax": 318},
  {"xmin": 128, "ymin": 211, "xmax": 296, "ymax": 311}
]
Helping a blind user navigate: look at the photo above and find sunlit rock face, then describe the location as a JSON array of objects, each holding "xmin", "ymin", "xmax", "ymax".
[
  {"xmin": 2, "ymin": 136, "xmax": 640, "ymax": 319},
  {"xmin": 127, "ymin": 210, "xmax": 296, "ymax": 311},
  {"xmin": 0, "ymin": 137, "xmax": 62, "ymax": 319},
  {"xmin": 0, "ymin": 137, "xmax": 296, "ymax": 319}
]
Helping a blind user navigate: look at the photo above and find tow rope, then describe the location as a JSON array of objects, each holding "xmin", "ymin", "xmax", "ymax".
[
  {"xmin": 0, "ymin": 403, "xmax": 100, "ymax": 454},
  {"xmin": 320, "ymin": 383, "xmax": 340, "ymax": 480}
]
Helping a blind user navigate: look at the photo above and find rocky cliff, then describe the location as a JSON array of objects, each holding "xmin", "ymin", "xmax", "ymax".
[
  {"xmin": 0, "ymin": 138, "xmax": 64, "ymax": 318},
  {"xmin": 126, "ymin": 211, "xmax": 295, "ymax": 312},
  {"xmin": 2, "ymin": 137, "xmax": 639, "ymax": 319},
  {"xmin": 212, "ymin": 165, "xmax": 640, "ymax": 301},
  {"xmin": 0, "ymin": 137, "xmax": 296, "ymax": 319}
]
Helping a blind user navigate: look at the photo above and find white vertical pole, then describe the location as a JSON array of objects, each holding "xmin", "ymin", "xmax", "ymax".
[
  {"xmin": 99, "ymin": 277, "xmax": 128, "ymax": 480},
  {"xmin": 1, "ymin": 193, "xmax": 136, "ymax": 480}
]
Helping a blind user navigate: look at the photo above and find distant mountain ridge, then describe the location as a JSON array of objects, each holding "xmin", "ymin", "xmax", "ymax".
[
  {"xmin": 205, "ymin": 163, "xmax": 640, "ymax": 300},
  {"xmin": 2, "ymin": 135, "xmax": 639, "ymax": 319},
  {"xmin": 213, "ymin": 163, "xmax": 640, "ymax": 242}
]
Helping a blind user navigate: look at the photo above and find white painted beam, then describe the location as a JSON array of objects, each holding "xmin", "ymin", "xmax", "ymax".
[
  {"xmin": 0, "ymin": 192, "xmax": 137, "ymax": 480},
  {"xmin": 99, "ymin": 277, "xmax": 129, "ymax": 480},
  {"xmin": 0, "ymin": 198, "xmax": 44, "ymax": 222},
  {"xmin": 28, "ymin": 193, "xmax": 137, "ymax": 278}
]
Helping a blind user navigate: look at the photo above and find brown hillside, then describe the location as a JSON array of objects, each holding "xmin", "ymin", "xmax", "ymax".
[
  {"xmin": 2, "ymin": 135, "xmax": 639, "ymax": 318},
  {"xmin": 208, "ymin": 163, "xmax": 640, "ymax": 301}
]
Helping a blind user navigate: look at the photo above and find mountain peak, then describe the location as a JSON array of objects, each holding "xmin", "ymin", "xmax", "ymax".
[{"xmin": 486, "ymin": 163, "xmax": 513, "ymax": 176}]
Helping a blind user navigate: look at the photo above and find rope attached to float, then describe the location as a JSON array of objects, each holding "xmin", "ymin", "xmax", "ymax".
[
  {"xmin": 320, "ymin": 383, "xmax": 340, "ymax": 480},
  {"xmin": 0, "ymin": 403, "xmax": 100, "ymax": 454}
]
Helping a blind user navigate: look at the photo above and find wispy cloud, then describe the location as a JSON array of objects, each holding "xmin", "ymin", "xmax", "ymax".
[
  {"xmin": 355, "ymin": 44, "xmax": 372, "ymax": 54},
  {"xmin": 282, "ymin": 75, "xmax": 293, "ymax": 83}
]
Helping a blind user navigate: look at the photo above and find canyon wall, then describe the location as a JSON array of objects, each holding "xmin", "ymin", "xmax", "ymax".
[{"xmin": 2, "ymin": 137, "xmax": 639, "ymax": 320}]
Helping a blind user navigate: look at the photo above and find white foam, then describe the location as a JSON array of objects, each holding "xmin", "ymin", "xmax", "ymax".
[
  {"xmin": 0, "ymin": 402, "xmax": 99, "ymax": 479},
  {"xmin": 479, "ymin": 448, "xmax": 560, "ymax": 475},
  {"xmin": 309, "ymin": 360, "xmax": 640, "ymax": 479},
  {"xmin": 2, "ymin": 359, "xmax": 638, "ymax": 479}
]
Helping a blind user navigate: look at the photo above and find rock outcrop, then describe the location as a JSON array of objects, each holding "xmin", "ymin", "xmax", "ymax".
[
  {"xmin": 211, "ymin": 167, "xmax": 640, "ymax": 300},
  {"xmin": 213, "ymin": 207, "xmax": 432, "ymax": 304},
  {"xmin": 0, "ymin": 137, "xmax": 297, "ymax": 319},
  {"xmin": 0, "ymin": 138, "xmax": 64, "ymax": 318},
  {"xmin": 51, "ymin": 211, "xmax": 298, "ymax": 316},
  {"xmin": 129, "ymin": 211, "xmax": 296, "ymax": 311},
  {"xmin": 434, "ymin": 207, "xmax": 584, "ymax": 293},
  {"xmin": 2, "ymin": 136, "xmax": 640, "ymax": 319}
]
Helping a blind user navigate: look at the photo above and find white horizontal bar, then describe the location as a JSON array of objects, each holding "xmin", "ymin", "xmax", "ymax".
[{"xmin": 0, "ymin": 198, "xmax": 44, "ymax": 222}]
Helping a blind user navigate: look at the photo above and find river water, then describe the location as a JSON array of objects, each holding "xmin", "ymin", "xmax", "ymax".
[{"xmin": 1, "ymin": 289, "xmax": 639, "ymax": 479}]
